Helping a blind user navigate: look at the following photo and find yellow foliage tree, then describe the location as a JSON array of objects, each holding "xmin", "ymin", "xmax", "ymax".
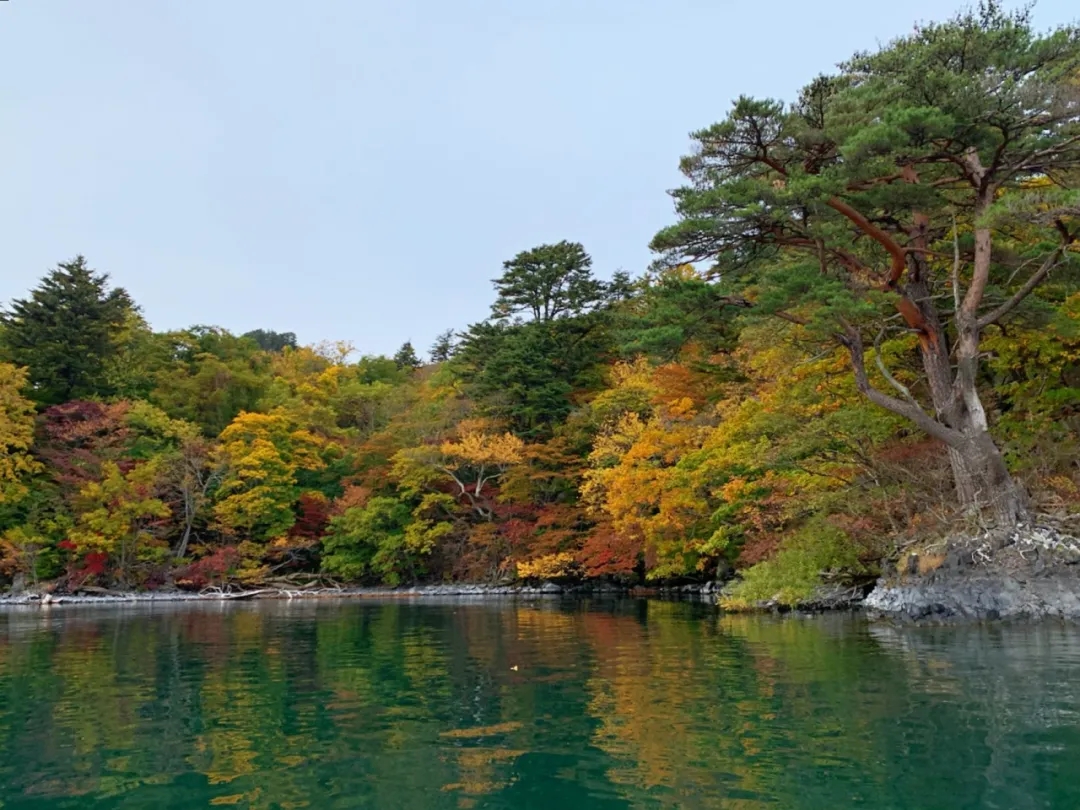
[
  {"xmin": 516, "ymin": 551, "xmax": 577, "ymax": 580},
  {"xmin": 583, "ymin": 406, "xmax": 710, "ymax": 578},
  {"xmin": 582, "ymin": 360, "xmax": 715, "ymax": 577},
  {"xmin": 213, "ymin": 411, "xmax": 330, "ymax": 542},
  {"xmin": 0, "ymin": 363, "xmax": 41, "ymax": 503},
  {"xmin": 68, "ymin": 459, "xmax": 171, "ymax": 581},
  {"xmin": 392, "ymin": 420, "xmax": 524, "ymax": 519}
]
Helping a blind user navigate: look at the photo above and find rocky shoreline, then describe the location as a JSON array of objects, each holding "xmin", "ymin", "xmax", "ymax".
[
  {"xmin": 4, "ymin": 527, "xmax": 1080, "ymax": 622},
  {"xmin": 864, "ymin": 571, "xmax": 1080, "ymax": 621},
  {"xmin": 863, "ymin": 526, "xmax": 1080, "ymax": 622},
  {"xmin": 0, "ymin": 580, "xmax": 726, "ymax": 607}
]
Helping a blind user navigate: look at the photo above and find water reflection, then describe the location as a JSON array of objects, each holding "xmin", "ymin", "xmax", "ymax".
[{"xmin": 1, "ymin": 600, "xmax": 1078, "ymax": 809}]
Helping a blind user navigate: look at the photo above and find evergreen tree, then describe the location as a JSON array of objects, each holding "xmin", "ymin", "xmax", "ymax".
[
  {"xmin": 0, "ymin": 257, "xmax": 134, "ymax": 406},
  {"xmin": 428, "ymin": 329, "xmax": 457, "ymax": 363},
  {"xmin": 242, "ymin": 329, "xmax": 298, "ymax": 352},
  {"xmin": 615, "ymin": 265, "xmax": 739, "ymax": 362},
  {"xmin": 492, "ymin": 241, "xmax": 606, "ymax": 322},
  {"xmin": 455, "ymin": 315, "xmax": 613, "ymax": 437},
  {"xmin": 651, "ymin": 3, "xmax": 1080, "ymax": 527},
  {"xmin": 393, "ymin": 341, "xmax": 420, "ymax": 370}
]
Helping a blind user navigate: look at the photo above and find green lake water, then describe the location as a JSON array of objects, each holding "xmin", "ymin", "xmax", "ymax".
[{"xmin": 1, "ymin": 599, "xmax": 1078, "ymax": 809}]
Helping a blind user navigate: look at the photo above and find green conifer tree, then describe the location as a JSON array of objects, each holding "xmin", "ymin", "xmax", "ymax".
[{"xmin": 0, "ymin": 257, "xmax": 134, "ymax": 406}]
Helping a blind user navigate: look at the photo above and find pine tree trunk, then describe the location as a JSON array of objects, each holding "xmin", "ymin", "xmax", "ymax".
[
  {"xmin": 945, "ymin": 419, "xmax": 1026, "ymax": 528},
  {"xmin": 946, "ymin": 446, "xmax": 979, "ymax": 506},
  {"xmin": 874, "ymin": 226, "xmax": 1028, "ymax": 530},
  {"xmin": 906, "ymin": 252, "xmax": 1027, "ymax": 529}
]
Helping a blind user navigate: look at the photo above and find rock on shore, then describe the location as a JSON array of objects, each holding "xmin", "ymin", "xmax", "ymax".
[{"xmin": 864, "ymin": 526, "xmax": 1080, "ymax": 622}]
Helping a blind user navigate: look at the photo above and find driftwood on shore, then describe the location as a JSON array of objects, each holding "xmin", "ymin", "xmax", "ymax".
[{"xmin": 0, "ymin": 579, "xmax": 731, "ymax": 607}]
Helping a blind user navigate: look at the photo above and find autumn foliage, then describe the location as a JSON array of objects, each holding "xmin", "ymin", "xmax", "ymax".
[{"xmin": 1, "ymin": 7, "xmax": 1078, "ymax": 600}]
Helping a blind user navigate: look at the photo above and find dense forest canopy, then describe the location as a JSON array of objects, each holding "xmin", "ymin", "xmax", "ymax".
[{"xmin": 1, "ymin": 3, "xmax": 1078, "ymax": 604}]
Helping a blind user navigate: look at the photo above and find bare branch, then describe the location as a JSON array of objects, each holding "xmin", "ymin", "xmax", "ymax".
[
  {"xmin": 873, "ymin": 329, "xmax": 922, "ymax": 408},
  {"xmin": 951, "ymin": 212, "xmax": 963, "ymax": 314},
  {"xmin": 842, "ymin": 327, "xmax": 963, "ymax": 447},
  {"xmin": 1007, "ymin": 133, "xmax": 1080, "ymax": 175},
  {"xmin": 977, "ymin": 247, "xmax": 1066, "ymax": 330}
]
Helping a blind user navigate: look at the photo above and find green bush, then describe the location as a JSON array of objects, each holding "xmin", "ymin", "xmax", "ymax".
[{"xmin": 723, "ymin": 519, "xmax": 864, "ymax": 607}]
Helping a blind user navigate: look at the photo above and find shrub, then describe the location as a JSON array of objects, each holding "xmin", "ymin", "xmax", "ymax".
[{"xmin": 722, "ymin": 519, "xmax": 865, "ymax": 608}]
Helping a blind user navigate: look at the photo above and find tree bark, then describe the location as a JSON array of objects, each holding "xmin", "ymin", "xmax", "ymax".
[{"xmin": 844, "ymin": 320, "xmax": 1027, "ymax": 529}]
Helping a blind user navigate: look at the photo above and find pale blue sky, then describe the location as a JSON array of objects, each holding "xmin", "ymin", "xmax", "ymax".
[{"xmin": 1, "ymin": 1, "xmax": 1075, "ymax": 357}]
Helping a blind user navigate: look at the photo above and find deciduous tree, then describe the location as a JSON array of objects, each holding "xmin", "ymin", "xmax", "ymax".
[
  {"xmin": 212, "ymin": 411, "xmax": 329, "ymax": 542},
  {"xmin": 0, "ymin": 364, "xmax": 40, "ymax": 504},
  {"xmin": 242, "ymin": 329, "xmax": 298, "ymax": 352}
]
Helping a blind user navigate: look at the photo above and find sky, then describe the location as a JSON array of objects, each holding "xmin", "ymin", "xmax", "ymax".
[{"xmin": 1, "ymin": 1, "xmax": 1077, "ymax": 358}]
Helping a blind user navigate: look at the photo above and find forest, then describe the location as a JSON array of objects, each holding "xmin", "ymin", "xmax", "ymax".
[{"xmin": 1, "ymin": 4, "xmax": 1078, "ymax": 605}]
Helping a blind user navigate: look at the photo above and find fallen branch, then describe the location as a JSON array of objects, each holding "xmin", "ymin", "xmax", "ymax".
[{"xmin": 221, "ymin": 589, "xmax": 274, "ymax": 600}]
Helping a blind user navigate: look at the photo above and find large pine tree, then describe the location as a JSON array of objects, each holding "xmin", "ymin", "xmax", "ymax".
[
  {"xmin": 491, "ymin": 241, "xmax": 606, "ymax": 322},
  {"xmin": 0, "ymin": 256, "xmax": 134, "ymax": 406},
  {"xmin": 651, "ymin": 3, "xmax": 1080, "ymax": 528}
]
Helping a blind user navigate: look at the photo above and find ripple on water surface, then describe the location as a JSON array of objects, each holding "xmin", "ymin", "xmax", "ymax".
[{"xmin": 1, "ymin": 600, "xmax": 1079, "ymax": 809}]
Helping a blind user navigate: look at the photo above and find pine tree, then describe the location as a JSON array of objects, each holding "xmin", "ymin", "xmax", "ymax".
[
  {"xmin": 0, "ymin": 257, "xmax": 134, "ymax": 406},
  {"xmin": 393, "ymin": 341, "xmax": 420, "ymax": 370},
  {"xmin": 651, "ymin": 4, "xmax": 1080, "ymax": 528},
  {"xmin": 428, "ymin": 329, "xmax": 457, "ymax": 363},
  {"xmin": 492, "ymin": 241, "xmax": 606, "ymax": 322}
]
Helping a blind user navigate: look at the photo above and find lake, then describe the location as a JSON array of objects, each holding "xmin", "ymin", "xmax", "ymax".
[{"xmin": 0, "ymin": 599, "xmax": 1078, "ymax": 809}]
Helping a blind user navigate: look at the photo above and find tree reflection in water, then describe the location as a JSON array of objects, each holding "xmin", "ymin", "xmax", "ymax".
[{"xmin": 1, "ymin": 600, "xmax": 1078, "ymax": 809}]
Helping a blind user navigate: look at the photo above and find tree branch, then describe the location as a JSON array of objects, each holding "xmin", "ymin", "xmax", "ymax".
[
  {"xmin": 873, "ymin": 329, "xmax": 921, "ymax": 408},
  {"xmin": 760, "ymin": 154, "xmax": 788, "ymax": 175},
  {"xmin": 1007, "ymin": 133, "xmax": 1080, "ymax": 175},
  {"xmin": 718, "ymin": 293, "xmax": 808, "ymax": 326},
  {"xmin": 774, "ymin": 232, "xmax": 872, "ymax": 275},
  {"xmin": 841, "ymin": 163, "xmax": 933, "ymax": 193},
  {"xmin": 842, "ymin": 327, "xmax": 963, "ymax": 447},
  {"xmin": 930, "ymin": 175, "xmax": 968, "ymax": 188},
  {"xmin": 977, "ymin": 246, "xmax": 1066, "ymax": 329},
  {"xmin": 773, "ymin": 311, "xmax": 809, "ymax": 326},
  {"xmin": 826, "ymin": 197, "xmax": 909, "ymax": 286},
  {"xmin": 753, "ymin": 152, "xmax": 919, "ymax": 288}
]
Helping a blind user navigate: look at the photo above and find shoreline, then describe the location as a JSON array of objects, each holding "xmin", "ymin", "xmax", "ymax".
[
  {"xmin": 0, "ymin": 581, "xmax": 871, "ymax": 617},
  {"xmin": 864, "ymin": 569, "xmax": 1080, "ymax": 622},
  {"xmin": 7, "ymin": 527, "xmax": 1080, "ymax": 623},
  {"xmin": 863, "ymin": 527, "xmax": 1080, "ymax": 623},
  {"xmin": 0, "ymin": 581, "xmax": 723, "ymax": 608}
]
